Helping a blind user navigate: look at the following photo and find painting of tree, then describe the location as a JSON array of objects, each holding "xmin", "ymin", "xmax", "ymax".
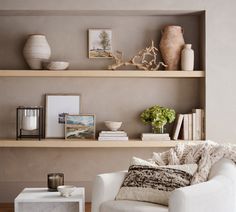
[
  {"xmin": 99, "ymin": 30, "xmax": 111, "ymax": 50},
  {"xmin": 88, "ymin": 29, "xmax": 112, "ymax": 58}
]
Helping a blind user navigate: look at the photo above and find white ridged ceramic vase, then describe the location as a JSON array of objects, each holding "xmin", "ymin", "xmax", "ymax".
[
  {"xmin": 181, "ymin": 44, "xmax": 194, "ymax": 71},
  {"xmin": 23, "ymin": 34, "xmax": 51, "ymax": 69}
]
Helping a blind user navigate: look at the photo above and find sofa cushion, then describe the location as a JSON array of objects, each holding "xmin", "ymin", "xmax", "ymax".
[
  {"xmin": 116, "ymin": 157, "xmax": 197, "ymax": 205},
  {"xmin": 100, "ymin": 200, "xmax": 168, "ymax": 212}
]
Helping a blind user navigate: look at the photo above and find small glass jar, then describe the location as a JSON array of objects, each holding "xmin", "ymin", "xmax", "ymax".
[
  {"xmin": 152, "ymin": 125, "xmax": 165, "ymax": 134},
  {"xmin": 16, "ymin": 106, "xmax": 44, "ymax": 140},
  {"xmin": 22, "ymin": 109, "xmax": 38, "ymax": 131},
  {"xmin": 47, "ymin": 173, "xmax": 64, "ymax": 192}
]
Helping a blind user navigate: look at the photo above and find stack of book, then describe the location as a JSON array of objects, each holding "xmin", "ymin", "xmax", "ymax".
[
  {"xmin": 141, "ymin": 133, "xmax": 170, "ymax": 141},
  {"xmin": 172, "ymin": 109, "xmax": 204, "ymax": 140},
  {"xmin": 98, "ymin": 131, "xmax": 129, "ymax": 141}
]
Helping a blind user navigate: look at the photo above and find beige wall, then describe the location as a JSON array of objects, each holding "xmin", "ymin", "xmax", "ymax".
[{"xmin": 0, "ymin": 0, "xmax": 236, "ymax": 202}]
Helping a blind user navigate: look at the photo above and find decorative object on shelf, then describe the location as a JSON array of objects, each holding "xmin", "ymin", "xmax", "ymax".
[
  {"xmin": 23, "ymin": 34, "xmax": 51, "ymax": 70},
  {"xmin": 45, "ymin": 61, "xmax": 69, "ymax": 70},
  {"xmin": 65, "ymin": 114, "xmax": 95, "ymax": 140},
  {"xmin": 57, "ymin": 185, "xmax": 77, "ymax": 197},
  {"xmin": 140, "ymin": 105, "xmax": 175, "ymax": 134},
  {"xmin": 45, "ymin": 94, "xmax": 81, "ymax": 138},
  {"xmin": 104, "ymin": 121, "xmax": 122, "ymax": 131},
  {"xmin": 16, "ymin": 106, "xmax": 44, "ymax": 140},
  {"xmin": 88, "ymin": 29, "xmax": 112, "ymax": 58},
  {"xmin": 181, "ymin": 44, "xmax": 194, "ymax": 71},
  {"xmin": 160, "ymin": 25, "xmax": 185, "ymax": 70},
  {"xmin": 108, "ymin": 40, "xmax": 166, "ymax": 70},
  {"xmin": 47, "ymin": 173, "xmax": 64, "ymax": 192}
]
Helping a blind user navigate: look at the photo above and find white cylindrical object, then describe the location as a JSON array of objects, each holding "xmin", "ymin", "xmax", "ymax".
[
  {"xmin": 22, "ymin": 109, "xmax": 38, "ymax": 131},
  {"xmin": 23, "ymin": 34, "xmax": 51, "ymax": 70},
  {"xmin": 181, "ymin": 44, "xmax": 194, "ymax": 71}
]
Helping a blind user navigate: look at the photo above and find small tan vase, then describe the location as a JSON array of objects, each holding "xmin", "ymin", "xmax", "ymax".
[{"xmin": 160, "ymin": 26, "xmax": 185, "ymax": 70}]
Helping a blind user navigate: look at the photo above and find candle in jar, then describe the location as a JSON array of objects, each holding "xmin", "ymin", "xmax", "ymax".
[
  {"xmin": 47, "ymin": 173, "xmax": 64, "ymax": 191},
  {"xmin": 22, "ymin": 109, "xmax": 38, "ymax": 131}
]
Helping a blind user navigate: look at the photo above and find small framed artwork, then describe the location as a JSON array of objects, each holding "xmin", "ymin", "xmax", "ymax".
[
  {"xmin": 65, "ymin": 114, "xmax": 96, "ymax": 140},
  {"xmin": 45, "ymin": 94, "xmax": 81, "ymax": 138},
  {"xmin": 88, "ymin": 29, "xmax": 112, "ymax": 58}
]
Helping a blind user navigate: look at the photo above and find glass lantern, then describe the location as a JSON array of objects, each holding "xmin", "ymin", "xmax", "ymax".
[{"xmin": 16, "ymin": 106, "xmax": 44, "ymax": 140}]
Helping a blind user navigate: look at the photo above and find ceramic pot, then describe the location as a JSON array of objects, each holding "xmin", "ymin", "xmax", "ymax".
[
  {"xmin": 23, "ymin": 34, "xmax": 51, "ymax": 69},
  {"xmin": 160, "ymin": 26, "xmax": 185, "ymax": 70},
  {"xmin": 181, "ymin": 44, "xmax": 194, "ymax": 71}
]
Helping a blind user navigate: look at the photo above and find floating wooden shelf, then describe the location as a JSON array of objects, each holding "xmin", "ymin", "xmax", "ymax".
[
  {"xmin": 0, "ymin": 139, "xmax": 205, "ymax": 148},
  {"xmin": 0, "ymin": 70, "xmax": 205, "ymax": 78}
]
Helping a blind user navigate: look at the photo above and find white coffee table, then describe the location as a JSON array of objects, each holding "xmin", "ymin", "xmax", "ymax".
[{"xmin": 14, "ymin": 187, "xmax": 85, "ymax": 212}]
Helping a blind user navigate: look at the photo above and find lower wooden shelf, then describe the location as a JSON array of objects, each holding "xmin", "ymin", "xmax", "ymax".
[{"xmin": 0, "ymin": 139, "xmax": 205, "ymax": 148}]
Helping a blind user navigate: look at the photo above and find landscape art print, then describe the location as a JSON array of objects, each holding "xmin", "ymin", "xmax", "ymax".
[
  {"xmin": 65, "ymin": 114, "xmax": 95, "ymax": 140},
  {"xmin": 88, "ymin": 29, "xmax": 112, "ymax": 58}
]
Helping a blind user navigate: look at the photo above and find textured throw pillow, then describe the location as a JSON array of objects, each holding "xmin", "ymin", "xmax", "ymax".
[{"xmin": 116, "ymin": 157, "xmax": 198, "ymax": 205}]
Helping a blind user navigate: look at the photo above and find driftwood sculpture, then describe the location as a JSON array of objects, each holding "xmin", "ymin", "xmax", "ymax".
[{"xmin": 108, "ymin": 41, "xmax": 167, "ymax": 71}]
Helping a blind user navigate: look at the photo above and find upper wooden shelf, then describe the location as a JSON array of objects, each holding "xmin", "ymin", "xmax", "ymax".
[
  {"xmin": 0, "ymin": 139, "xmax": 205, "ymax": 148},
  {"xmin": 0, "ymin": 70, "xmax": 205, "ymax": 78},
  {"xmin": 0, "ymin": 10, "xmax": 205, "ymax": 16}
]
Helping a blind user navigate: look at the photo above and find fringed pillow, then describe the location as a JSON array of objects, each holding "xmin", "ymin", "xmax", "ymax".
[{"xmin": 116, "ymin": 157, "xmax": 198, "ymax": 205}]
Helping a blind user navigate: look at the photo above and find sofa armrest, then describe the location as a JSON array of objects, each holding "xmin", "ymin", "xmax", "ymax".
[
  {"xmin": 169, "ymin": 175, "xmax": 235, "ymax": 212},
  {"xmin": 91, "ymin": 171, "xmax": 127, "ymax": 212}
]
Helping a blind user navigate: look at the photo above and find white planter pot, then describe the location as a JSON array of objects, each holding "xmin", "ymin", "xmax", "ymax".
[
  {"xmin": 181, "ymin": 44, "xmax": 194, "ymax": 71},
  {"xmin": 23, "ymin": 34, "xmax": 51, "ymax": 69}
]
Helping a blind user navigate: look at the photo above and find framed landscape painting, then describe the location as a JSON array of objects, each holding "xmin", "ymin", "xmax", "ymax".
[
  {"xmin": 65, "ymin": 114, "xmax": 96, "ymax": 140},
  {"xmin": 88, "ymin": 29, "xmax": 112, "ymax": 58},
  {"xmin": 45, "ymin": 94, "xmax": 81, "ymax": 138}
]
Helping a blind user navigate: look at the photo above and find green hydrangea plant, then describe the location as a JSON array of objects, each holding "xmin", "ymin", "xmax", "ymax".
[{"xmin": 140, "ymin": 105, "xmax": 175, "ymax": 133}]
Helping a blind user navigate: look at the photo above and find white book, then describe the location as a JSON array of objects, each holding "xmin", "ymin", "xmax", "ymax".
[
  {"xmin": 188, "ymin": 114, "xmax": 193, "ymax": 140},
  {"xmin": 201, "ymin": 109, "xmax": 205, "ymax": 140},
  {"xmin": 192, "ymin": 112, "xmax": 197, "ymax": 140},
  {"xmin": 172, "ymin": 114, "xmax": 184, "ymax": 140},
  {"xmin": 98, "ymin": 136, "xmax": 129, "ymax": 141},
  {"xmin": 142, "ymin": 136, "xmax": 170, "ymax": 141},
  {"xmin": 192, "ymin": 109, "xmax": 201, "ymax": 140},
  {"xmin": 100, "ymin": 131, "xmax": 125, "ymax": 134},
  {"xmin": 99, "ymin": 133, "xmax": 127, "ymax": 137},
  {"xmin": 183, "ymin": 114, "xmax": 189, "ymax": 140},
  {"xmin": 142, "ymin": 133, "xmax": 170, "ymax": 138}
]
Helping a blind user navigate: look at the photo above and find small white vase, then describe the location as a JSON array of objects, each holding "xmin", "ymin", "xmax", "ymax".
[
  {"xmin": 181, "ymin": 44, "xmax": 194, "ymax": 71},
  {"xmin": 23, "ymin": 34, "xmax": 51, "ymax": 69}
]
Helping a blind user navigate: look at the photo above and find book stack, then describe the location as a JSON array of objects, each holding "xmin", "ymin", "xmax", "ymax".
[
  {"xmin": 172, "ymin": 109, "xmax": 204, "ymax": 140},
  {"xmin": 141, "ymin": 133, "xmax": 170, "ymax": 141},
  {"xmin": 98, "ymin": 131, "xmax": 129, "ymax": 141}
]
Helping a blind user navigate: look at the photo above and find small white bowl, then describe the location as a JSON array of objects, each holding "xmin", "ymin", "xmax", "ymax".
[
  {"xmin": 104, "ymin": 121, "xmax": 122, "ymax": 131},
  {"xmin": 46, "ymin": 61, "xmax": 69, "ymax": 70},
  {"xmin": 57, "ymin": 185, "xmax": 76, "ymax": 197}
]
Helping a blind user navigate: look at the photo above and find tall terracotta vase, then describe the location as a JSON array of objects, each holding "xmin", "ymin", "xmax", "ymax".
[
  {"xmin": 160, "ymin": 26, "xmax": 185, "ymax": 70},
  {"xmin": 23, "ymin": 34, "xmax": 51, "ymax": 70}
]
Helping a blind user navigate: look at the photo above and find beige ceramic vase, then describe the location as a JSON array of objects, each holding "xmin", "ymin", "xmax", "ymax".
[
  {"xmin": 23, "ymin": 34, "xmax": 51, "ymax": 69},
  {"xmin": 160, "ymin": 26, "xmax": 185, "ymax": 70}
]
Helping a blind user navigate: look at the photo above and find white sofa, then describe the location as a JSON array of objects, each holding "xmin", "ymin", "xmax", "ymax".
[{"xmin": 92, "ymin": 158, "xmax": 236, "ymax": 212}]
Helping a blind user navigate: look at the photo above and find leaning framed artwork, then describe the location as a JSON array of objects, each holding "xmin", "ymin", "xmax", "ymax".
[
  {"xmin": 65, "ymin": 114, "xmax": 96, "ymax": 140},
  {"xmin": 45, "ymin": 94, "xmax": 81, "ymax": 138},
  {"xmin": 88, "ymin": 29, "xmax": 112, "ymax": 58}
]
